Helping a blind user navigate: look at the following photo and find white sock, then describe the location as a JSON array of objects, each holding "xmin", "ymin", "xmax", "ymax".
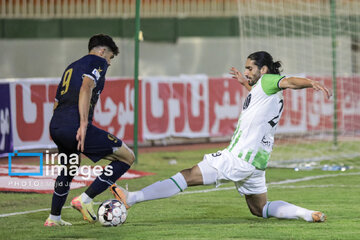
[
  {"xmin": 49, "ymin": 214, "xmax": 61, "ymax": 221},
  {"xmin": 128, "ymin": 172, "xmax": 188, "ymax": 205},
  {"xmin": 262, "ymin": 201, "xmax": 314, "ymax": 222},
  {"xmin": 80, "ymin": 192, "xmax": 92, "ymax": 204}
]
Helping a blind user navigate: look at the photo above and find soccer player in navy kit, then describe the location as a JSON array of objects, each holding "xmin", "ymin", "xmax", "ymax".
[{"xmin": 44, "ymin": 34, "xmax": 135, "ymax": 226}]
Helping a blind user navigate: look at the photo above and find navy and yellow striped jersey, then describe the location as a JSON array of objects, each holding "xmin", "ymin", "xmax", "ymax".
[{"xmin": 52, "ymin": 54, "xmax": 108, "ymax": 126}]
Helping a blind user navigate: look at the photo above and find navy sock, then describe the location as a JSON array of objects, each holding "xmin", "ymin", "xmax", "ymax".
[
  {"xmin": 85, "ymin": 161, "xmax": 130, "ymax": 199},
  {"xmin": 50, "ymin": 170, "xmax": 74, "ymax": 216}
]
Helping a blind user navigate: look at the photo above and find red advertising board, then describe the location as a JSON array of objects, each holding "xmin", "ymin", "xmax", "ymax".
[{"xmin": 8, "ymin": 76, "xmax": 360, "ymax": 151}]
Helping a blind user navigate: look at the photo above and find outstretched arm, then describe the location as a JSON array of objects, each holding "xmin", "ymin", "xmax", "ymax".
[
  {"xmin": 279, "ymin": 77, "xmax": 332, "ymax": 99},
  {"xmin": 230, "ymin": 67, "xmax": 252, "ymax": 91}
]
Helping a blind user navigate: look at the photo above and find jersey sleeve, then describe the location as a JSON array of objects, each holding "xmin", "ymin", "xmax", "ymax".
[
  {"xmin": 260, "ymin": 74, "xmax": 285, "ymax": 95},
  {"xmin": 82, "ymin": 57, "xmax": 108, "ymax": 87}
]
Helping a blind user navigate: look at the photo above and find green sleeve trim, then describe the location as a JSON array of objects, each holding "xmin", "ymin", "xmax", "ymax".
[
  {"xmin": 170, "ymin": 177, "xmax": 183, "ymax": 192},
  {"xmin": 244, "ymin": 150, "xmax": 253, "ymax": 162},
  {"xmin": 237, "ymin": 150, "xmax": 253, "ymax": 162},
  {"xmin": 261, "ymin": 74, "xmax": 285, "ymax": 95},
  {"xmin": 252, "ymin": 149, "xmax": 271, "ymax": 170},
  {"xmin": 228, "ymin": 130, "xmax": 242, "ymax": 152}
]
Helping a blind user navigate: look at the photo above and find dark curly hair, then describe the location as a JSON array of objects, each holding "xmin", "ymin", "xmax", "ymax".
[{"xmin": 247, "ymin": 51, "xmax": 282, "ymax": 74}]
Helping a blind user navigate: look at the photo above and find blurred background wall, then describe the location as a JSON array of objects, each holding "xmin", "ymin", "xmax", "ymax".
[
  {"xmin": 1, "ymin": 0, "xmax": 359, "ymax": 78},
  {"xmin": 1, "ymin": 0, "xmax": 359, "ymax": 160}
]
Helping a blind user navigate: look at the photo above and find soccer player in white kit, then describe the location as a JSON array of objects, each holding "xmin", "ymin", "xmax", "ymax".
[{"xmin": 111, "ymin": 51, "xmax": 332, "ymax": 222}]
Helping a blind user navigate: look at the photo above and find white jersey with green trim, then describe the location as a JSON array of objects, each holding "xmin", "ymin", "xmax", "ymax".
[{"xmin": 227, "ymin": 74, "xmax": 285, "ymax": 170}]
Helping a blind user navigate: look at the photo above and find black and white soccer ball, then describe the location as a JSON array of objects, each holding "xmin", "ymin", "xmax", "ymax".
[{"xmin": 98, "ymin": 199, "xmax": 127, "ymax": 227}]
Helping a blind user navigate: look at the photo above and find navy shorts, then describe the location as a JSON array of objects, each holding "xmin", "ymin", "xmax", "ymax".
[{"xmin": 50, "ymin": 123, "xmax": 123, "ymax": 163}]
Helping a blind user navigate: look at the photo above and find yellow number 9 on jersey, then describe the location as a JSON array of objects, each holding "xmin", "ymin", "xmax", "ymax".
[{"xmin": 61, "ymin": 68, "xmax": 73, "ymax": 95}]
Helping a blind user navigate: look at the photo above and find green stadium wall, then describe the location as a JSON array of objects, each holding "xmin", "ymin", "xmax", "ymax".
[{"xmin": 1, "ymin": 16, "xmax": 359, "ymax": 41}]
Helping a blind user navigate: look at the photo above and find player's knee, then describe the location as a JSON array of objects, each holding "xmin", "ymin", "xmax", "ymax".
[
  {"xmin": 122, "ymin": 145, "xmax": 135, "ymax": 165},
  {"xmin": 113, "ymin": 146, "xmax": 135, "ymax": 166},
  {"xmin": 126, "ymin": 148, "xmax": 135, "ymax": 165}
]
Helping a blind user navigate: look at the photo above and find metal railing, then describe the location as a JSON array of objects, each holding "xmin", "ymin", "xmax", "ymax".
[
  {"xmin": 1, "ymin": 1, "xmax": 358, "ymax": 18},
  {"xmin": 0, "ymin": 0, "xmax": 239, "ymax": 18}
]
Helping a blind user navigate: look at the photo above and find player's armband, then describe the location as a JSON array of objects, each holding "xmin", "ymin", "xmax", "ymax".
[{"xmin": 261, "ymin": 74, "xmax": 285, "ymax": 95}]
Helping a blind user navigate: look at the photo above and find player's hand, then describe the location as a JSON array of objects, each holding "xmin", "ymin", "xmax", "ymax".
[
  {"xmin": 230, "ymin": 67, "xmax": 251, "ymax": 91},
  {"xmin": 311, "ymin": 81, "xmax": 332, "ymax": 99},
  {"xmin": 230, "ymin": 67, "xmax": 247, "ymax": 85},
  {"xmin": 76, "ymin": 122, "xmax": 88, "ymax": 152}
]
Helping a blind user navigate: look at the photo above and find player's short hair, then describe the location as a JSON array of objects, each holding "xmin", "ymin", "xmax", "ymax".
[
  {"xmin": 88, "ymin": 34, "xmax": 119, "ymax": 56},
  {"xmin": 247, "ymin": 51, "xmax": 282, "ymax": 74}
]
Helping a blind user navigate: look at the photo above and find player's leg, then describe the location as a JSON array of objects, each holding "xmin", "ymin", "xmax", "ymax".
[
  {"xmin": 45, "ymin": 150, "xmax": 79, "ymax": 226},
  {"xmin": 245, "ymin": 191, "xmax": 321, "ymax": 221},
  {"xmin": 261, "ymin": 199, "xmax": 326, "ymax": 222},
  {"xmin": 245, "ymin": 193, "xmax": 268, "ymax": 217},
  {"xmin": 71, "ymin": 125, "xmax": 134, "ymax": 222},
  {"xmin": 114, "ymin": 165, "xmax": 200, "ymax": 207},
  {"xmin": 111, "ymin": 156, "xmax": 218, "ymax": 208},
  {"xmin": 80, "ymin": 142, "xmax": 135, "ymax": 202},
  {"xmin": 240, "ymin": 169, "xmax": 326, "ymax": 222},
  {"xmin": 45, "ymin": 125, "xmax": 81, "ymax": 226}
]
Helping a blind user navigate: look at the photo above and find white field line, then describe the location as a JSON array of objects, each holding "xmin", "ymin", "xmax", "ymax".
[
  {"xmin": 0, "ymin": 203, "xmax": 102, "ymax": 218},
  {"xmin": 179, "ymin": 172, "xmax": 360, "ymax": 195},
  {"xmin": 271, "ymin": 184, "xmax": 359, "ymax": 189},
  {"xmin": 1, "ymin": 172, "xmax": 359, "ymax": 218},
  {"xmin": 268, "ymin": 153, "xmax": 360, "ymax": 166}
]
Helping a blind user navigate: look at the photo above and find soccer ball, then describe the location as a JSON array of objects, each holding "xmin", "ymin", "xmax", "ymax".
[{"xmin": 97, "ymin": 199, "xmax": 127, "ymax": 227}]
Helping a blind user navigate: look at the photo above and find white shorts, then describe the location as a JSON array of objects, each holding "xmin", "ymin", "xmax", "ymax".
[{"xmin": 197, "ymin": 149, "xmax": 267, "ymax": 195}]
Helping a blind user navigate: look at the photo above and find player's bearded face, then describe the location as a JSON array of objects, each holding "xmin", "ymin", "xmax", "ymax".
[{"xmin": 244, "ymin": 59, "xmax": 262, "ymax": 86}]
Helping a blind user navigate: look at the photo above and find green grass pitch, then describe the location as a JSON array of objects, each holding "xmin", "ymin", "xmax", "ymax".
[{"xmin": 1, "ymin": 145, "xmax": 360, "ymax": 240}]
